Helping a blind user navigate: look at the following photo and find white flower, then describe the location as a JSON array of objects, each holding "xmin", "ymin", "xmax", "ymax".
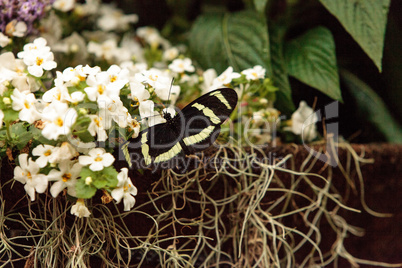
[
  {"xmin": 97, "ymin": 4, "xmax": 138, "ymax": 32},
  {"xmin": 78, "ymin": 148, "xmax": 115, "ymax": 171},
  {"xmin": 130, "ymin": 80, "xmax": 150, "ymax": 103},
  {"xmin": 136, "ymin": 27, "xmax": 169, "ymax": 48},
  {"xmin": 111, "ymin": 168, "xmax": 138, "ymax": 211},
  {"xmin": 120, "ymin": 61, "xmax": 147, "ymax": 79},
  {"xmin": 127, "ymin": 116, "xmax": 140, "ymax": 138},
  {"xmin": 13, "ymin": 154, "xmax": 48, "ymax": 201},
  {"xmin": 135, "ymin": 68, "xmax": 171, "ymax": 92},
  {"xmin": 42, "ymin": 71, "xmax": 71, "ymax": 102},
  {"xmin": 24, "ymin": 50, "xmax": 57, "ymax": 77},
  {"xmin": 84, "ymin": 71, "xmax": 119, "ymax": 102},
  {"xmin": 168, "ymin": 58, "xmax": 195, "ymax": 73},
  {"xmin": 291, "ymin": 101, "xmax": 318, "ymax": 142},
  {"xmin": 17, "ymin": 38, "xmax": 56, "ymax": 77},
  {"xmin": 0, "ymin": 52, "xmax": 35, "ymax": 93},
  {"xmin": 53, "ymin": 0, "xmax": 75, "ymax": 12},
  {"xmin": 49, "ymin": 142, "xmax": 78, "ymax": 163},
  {"xmin": 162, "ymin": 47, "xmax": 179, "ymax": 61},
  {"xmin": 87, "ymin": 39, "xmax": 118, "ymax": 62},
  {"xmin": 75, "ymin": 0, "xmax": 99, "ymax": 16},
  {"xmin": 138, "ymin": 99, "xmax": 155, "ymax": 119},
  {"xmin": 242, "ymin": 65, "xmax": 266, "ymax": 80},
  {"xmin": 39, "ymin": 11, "xmax": 62, "ymax": 46},
  {"xmin": 17, "ymin": 38, "xmax": 50, "ymax": 59},
  {"xmin": 32, "ymin": 144, "xmax": 58, "ymax": 168},
  {"xmin": 87, "ymin": 114, "xmax": 108, "ymax": 141},
  {"xmin": 71, "ymin": 199, "xmax": 91, "ymax": 218},
  {"xmin": 201, "ymin": 68, "xmax": 217, "ymax": 94},
  {"xmin": 0, "ymin": 32, "xmax": 11, "ymax": 47},
  {"xmin": 48, "ymin": 161, "xmax": 82, "ymax": 197},
  {"xmin": 97, "ymin": 95, "xmax": 129, "ymax": 129},
  {"xmin": 52, "ymin": 33, "xmax": 88, "ymax": 65},
  {"xmin": 41, "ymin": 101, "xmax": 77, "ymax": 140},
  {"xmin": 11, "ymin": 88, "xmax": 41, "ymax": 123},
  {"xmin": 104, "ymin": 65, "xmax": 129, "ymax": 92},
  {"xmin": 211, "ymin": 67, "xmax": 241, "ymax": 90},
  {"xmin": 5, "ymin": 20, "xmax": 27, "ymax": 37}
]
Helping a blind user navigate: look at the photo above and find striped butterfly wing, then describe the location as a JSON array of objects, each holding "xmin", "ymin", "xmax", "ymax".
[
  {"xmin": 122, "ymin": 88, "xmax": 238, "ymax": 170},
  {"xmin": 123, "ymin": 118, "xmax": 185, "ymax": 169},
  {"xmin": 176, "ymin": 88, "xmax": 238, "ymax": 154}
]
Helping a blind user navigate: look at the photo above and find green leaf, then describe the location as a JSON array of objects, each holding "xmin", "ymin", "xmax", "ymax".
[
  {"xmin": 189, "ymin": 10, "xmax": 271, "ymax": 75},
  {"xmin": 254, "ymin": 0, "xmax": 268, "ymax": 13},
  {"xmin": 319, "ymin": 0, "xmax": 391, "ymax": 72},
  {"xmin": 83, "ymin": 166, "xmax": 119, "ymax": 189},
  {"xmin": 269, "ymin": 24, "xmax": 295, "ymax": 114},
  {"xmin": 2, "ymin": 109, "xmax": 19, "ymax": 123},
  {"xmin": 75, "ymin": 167, "xmax": 97, "ymax": 199},
  {"xmin": 340, "ymin": 70, "xmax": 402, "ymax": 144},
  {"xmin": 284, "ymin": 26, "xmax": 342, "ymax": 101},
  {"xmin": 10, "ymin": 122, "xmax": 32, "ymax": 150}
]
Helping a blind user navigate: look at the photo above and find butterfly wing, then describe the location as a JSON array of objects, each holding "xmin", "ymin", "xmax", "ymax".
[
  {"xmin": 176, "ymin": 88, "xmax": 238, "ymax": 153},
  {"xmin": 123, "ymin": 119, "xmax": 185, "ymax": 169},
  {"xmin": 122, "ymin": 88, "xmax": 238, "ymax": 170}
]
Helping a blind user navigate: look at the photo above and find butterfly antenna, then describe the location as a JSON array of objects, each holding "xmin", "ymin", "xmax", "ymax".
[{"xmin": 168, "ymin": 78, "xmax": 174, "ymax": 104}]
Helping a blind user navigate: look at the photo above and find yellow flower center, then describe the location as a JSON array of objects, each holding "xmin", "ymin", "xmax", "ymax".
[
  {"xmin": 62, "ymin": 173, "xmax": 71, "ymax": 182},
  {"xmin": 36, "ymin": 57, "xmax": 44, "ymax": 66},
  {"xmin": 110, "ymin": 75, "xmax": 117, "ymax": 82},
  {"xmin": 27, "ymin": 172, "xmax": 32, "ymax": 179},
  {"xmin": 94, "ymin": 117, "xmax": 101, "ymax": 127},
  {"xmin": 44, "ymin": 149, "xmax": 52, "ymax": 156},
  {"xmin": 55, "ymin": 117, "xmax": 64, "ymax": 127},
  {"xmin": 95, "ymin": 156, "xmax": 102, "ymax": 162},
  {"xmin": 97, "ymin": 85, "xmax": 105, "ymax": 95},
  {"xmin": 24, "ymin": 100, "xmax": 31, "ymax": 109}
]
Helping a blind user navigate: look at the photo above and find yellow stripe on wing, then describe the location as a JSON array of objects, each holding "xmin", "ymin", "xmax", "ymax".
[{"xmin": 183, "ymin": 125, "xmax": 215, "ymax": 146}]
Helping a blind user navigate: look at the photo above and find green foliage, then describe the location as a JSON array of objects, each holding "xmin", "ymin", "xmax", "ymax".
[
  {"xmin": 284, "ymin": 27, "xmax": 342, "ymax": 101},
  {"xmin": 188, "ymin": 0, "xmax": 391, "ymax": 115},
  {"xmin": 269, "ymin": 25, "xmax": 295, "ymax": 113},
  {"xmin": 189, "ymin": 10, "xmax": 271, "ymax": 75},
  {"xmin": 76, "ymin": 166, "xmax": 119, "ymax": 199},
  {"xmin": 319, "ymin": 0, "xmax": 391, "ymax": 72},
  {"xmin": 341, "ymin": 70, "xmax": 402, "ymax": 143}
]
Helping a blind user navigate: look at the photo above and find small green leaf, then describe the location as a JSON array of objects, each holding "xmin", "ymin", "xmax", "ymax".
[
  {"xmin": 189, "ymin": 10, "xmax": 271, "ymax": 75},
  {"xmin": 11, "ymin": 122, "xmax": 32, "ymax": 150},
  {"xmin": 319, "ymin": 0, "xmax": 391, "ymax": 72},
  {"xmin": 75, "ymin": 178, "xmax": 97, "ymax": 199},
  {"xmin": 2, "ymin": 109, "xmax": 19, "ymax": 123},
  {"xmin": 284, "ymin": 26, "xmax": 342, "ymax": 101},
  {"xmin": 340, "ymin": 70, "xmax": 402, "ymax": 144}
]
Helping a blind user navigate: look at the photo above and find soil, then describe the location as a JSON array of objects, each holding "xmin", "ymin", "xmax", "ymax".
[{"xmin": 1, "ymin": 143, "xmax": 401, "ymax": 267}]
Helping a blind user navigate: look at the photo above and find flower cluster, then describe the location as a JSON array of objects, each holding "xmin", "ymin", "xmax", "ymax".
[
  {"xmin": 0, "ymin": 0, "xmax": 55, "ymax": 36},
  {"xmin": 0, "ymin": 2, "xmax": 319, "ymax": 218}
]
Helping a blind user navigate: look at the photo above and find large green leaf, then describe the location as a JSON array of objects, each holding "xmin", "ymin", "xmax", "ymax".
[
  {"xmin": 284, "ymin": 26, "xmax": 342, "ymax": 101},
  {"xmin": 269, "ymin": 24, "xmax": 295, "ymax": 114},
  {"xmin": 341, "ymin": 70, "xmax": 402, "ymax": 143},
  {"xmin": 319, "ymin": 0, "xmax": 391, "ymax": 72},
  {"xmin": 189, "ymin": 10, "xmax": 271, "ymax": 75}
]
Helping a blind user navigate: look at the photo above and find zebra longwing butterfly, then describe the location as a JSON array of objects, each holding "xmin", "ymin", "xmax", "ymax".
[{"xmin": 121, "ymin": 88, "xmax": 238, "ymax": 170}]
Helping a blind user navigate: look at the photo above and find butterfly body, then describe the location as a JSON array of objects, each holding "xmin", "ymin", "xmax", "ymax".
[{"xmin": 122, "ymin": 88, "xmax": 238, "ymax": 170}]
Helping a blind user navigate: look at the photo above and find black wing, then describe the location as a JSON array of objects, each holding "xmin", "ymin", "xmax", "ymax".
[
  {"xmin": 123, "ymin": 119, "xmax": 186, "ymax": 169},
  {"xmin": 175, "ymin": 88, "xmax": 238, "ymax": 153},
  {"xmin": 122, "ymin": 88, "xmax": 238, "ymax": 170}
]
